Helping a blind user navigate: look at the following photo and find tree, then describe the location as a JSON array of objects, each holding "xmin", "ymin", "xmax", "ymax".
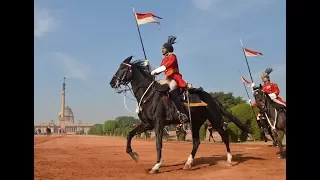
[
  {"xmin": 87, "ymin": 124, "xmax": 104, "ymax": 135},
  {"xmin": 103, "ymin": 120, "xmax": 119, "ymax": 134},
  {"xmin": 229, "ymin": 103, "xmax": 260, "ymax": 141},
  {"xmin": 199, "ymin": 125, "xmax": 206, "ymax": 141},
  {"xmin": 115, "ymin": 116, "xmax": 141, "ymax": 129},
  {"xmin": 210, "ymin": 92, "xmax": 246, "ymax": 110}
]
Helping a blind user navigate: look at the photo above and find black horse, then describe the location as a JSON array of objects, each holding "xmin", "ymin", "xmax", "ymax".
[
  {"xmin": 204, "ymin": 122, "xmax": 216, "ymax": 142},
  {"xmin": 176, "ymin": 123, "xmax": 189, "ymax": 141},
  {"xmin": 253, "ymin": 85, "xmax": 286, "ymax": 158},
  {"xmin": 109, "ymin": 56, "xmax": 250, "ymax": 173}
]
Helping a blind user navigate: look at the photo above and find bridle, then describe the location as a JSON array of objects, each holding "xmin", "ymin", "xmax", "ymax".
[
  {"xmin": 254, "ymin": 88, "xmax": 267, "ymax": 112},
  {"xmin": 113, "ymin": 62, "xmax": 155, "ymax": 114}
]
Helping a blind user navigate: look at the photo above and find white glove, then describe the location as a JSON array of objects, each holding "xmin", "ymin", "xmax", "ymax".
[
  {"xmin": 268, "ymin": 93, "xmax": 277, "ymax": 99},
  {"xmin": 248, "ymin": 99, "xmax": 251, "ymax": 104},
  {"xmin": 151, "ymin": 65, "xmax": 166, "ymax": 75},
  {"xmin": 251, "ymin": 83, "xmax": 256, "ymax": 88}
]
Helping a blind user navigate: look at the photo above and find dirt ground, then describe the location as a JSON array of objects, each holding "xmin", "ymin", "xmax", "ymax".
[{"xmin": 34, "ymin": 135, "xmax": 286, "ymax": 180}]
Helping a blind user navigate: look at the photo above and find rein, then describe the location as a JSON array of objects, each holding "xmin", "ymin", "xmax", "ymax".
[
  {"xmin": 255, "ymin": 89, "xmax": 278, "ymax": 130},
  {"xmin": 116, "ymin": 62, "xmax": 156, "ymax": 114}
]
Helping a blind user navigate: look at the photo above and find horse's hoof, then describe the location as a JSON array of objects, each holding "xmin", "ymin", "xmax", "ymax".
[
  {"xmin": 149, "ymin": 169, "xmax": 159, "ymax": 174},
  {"xmin": 129, "ymin": 152, "xmax": 139, "ymax": 162},
  {"xmin": 183, "ymin": 163, "xmax": 192, "ymax": 170}
]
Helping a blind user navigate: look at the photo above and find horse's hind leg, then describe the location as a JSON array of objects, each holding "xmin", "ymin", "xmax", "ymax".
[
  {"xmin": 217, "ymin": 127, "xmax": 232, "ymax": 166},
  {"xmin": 126, "ymin": 123, "xmax": 147, "ymax": 162}
]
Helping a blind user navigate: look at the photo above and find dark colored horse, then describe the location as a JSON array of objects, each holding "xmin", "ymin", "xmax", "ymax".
[
  {"xmin": 144, "ymin": 131, "xmax": 151, "ymax": 140},
  {"xmin": 253, "ymin": 85, "xmax": 286, "ymax": 158},
  {"xmin": 204, "ymin": 122, "xmax": 216, "ymax": 142},
  {"xmin": 109, "ymin": 56, "xmax": 250, "ymax": 173},
  {"xmin": 176, "ymin": 124, "xmax": 189, "ymax": 141},
  {"xmin": 46, "ymin": 127, "xmax": 51, "ymax": 136}
]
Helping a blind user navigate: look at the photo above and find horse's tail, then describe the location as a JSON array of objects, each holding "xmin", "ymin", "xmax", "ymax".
[
  {"xmin": 197, "ymin": 90, "xmax": 250, "ymax": 134},
  {"xmin": 220, "ymin": 105, "xmax": 251, "ymax": 133}
]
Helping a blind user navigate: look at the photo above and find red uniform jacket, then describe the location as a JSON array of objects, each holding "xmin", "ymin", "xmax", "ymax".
[
  {"xmin": 160, "ymin": 53, "xmax": 187, "ymax": 88},
  {"xmin": 262, "ymin": 82, "xmax": 286, "ymax": 105}
]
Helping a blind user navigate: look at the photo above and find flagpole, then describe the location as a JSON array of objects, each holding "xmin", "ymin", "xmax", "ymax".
[
  {"xmin": 133, "ymin": 7, "xmax": 147, "ymax": 60},
  {"xmin": 240, "ymin": 39, "xmax": 254, "ymax": 83}
]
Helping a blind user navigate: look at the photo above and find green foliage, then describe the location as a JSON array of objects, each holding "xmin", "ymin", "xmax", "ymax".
[
  {"xmin": 103, "ymin": 120, "xmax": 119, "ymax": 134},
  {"xmin": 87, "ymin": 124, "xmax": 104, "ymax": 135},
  {"xmin": 210, "ymin": 92, "xmax": 246, "ymax": 110},
  {"xmin": 199, "ymin": 125, "xmax": 206, "ymax": 141},
  {"xmin": 227, "ymin": 123, "xmax": 239, "ymax": 142},
  {"xmin": 115, "ymin": 116, "xmax": 140, "ymax": 129},
  {"xmin": 229, "ymin": 103, "xmax": 261, "ymax": 141}
]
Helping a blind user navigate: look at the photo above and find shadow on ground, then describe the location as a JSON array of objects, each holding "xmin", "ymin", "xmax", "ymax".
[{"xmin": 147, "ymin": 153, "xmax": 265, "ymax": 173}]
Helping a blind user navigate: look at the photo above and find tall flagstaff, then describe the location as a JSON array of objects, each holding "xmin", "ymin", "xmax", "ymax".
[{"xmin": 132, "ymin": 8, "xmax": 162, "ymax": 60}]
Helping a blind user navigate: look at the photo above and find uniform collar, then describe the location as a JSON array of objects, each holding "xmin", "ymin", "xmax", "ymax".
[{"xmin": 164, "ymin": 52, "xmax": 174, "ymax": 57}]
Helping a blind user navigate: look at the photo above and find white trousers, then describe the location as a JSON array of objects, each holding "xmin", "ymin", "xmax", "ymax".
[{"xmin": 158, "ymin": 79, "xmax": 178, "ymax": 92}]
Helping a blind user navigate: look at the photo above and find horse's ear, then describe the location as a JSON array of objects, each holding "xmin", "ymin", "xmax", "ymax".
[
  {"xmin": 259, "ymin": 84, "xmax": 262, "ymax": 89},
  {"xmin": 123, "ymin": 56, "xmax": 133, "ymax": 63}
]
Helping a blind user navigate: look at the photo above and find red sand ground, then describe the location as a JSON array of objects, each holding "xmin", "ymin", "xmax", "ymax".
[{"xmin": 34, "ymin": 135, "xmax": 286, "ymax": 180}]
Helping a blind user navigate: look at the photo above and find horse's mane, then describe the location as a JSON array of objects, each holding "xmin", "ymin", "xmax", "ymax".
[{"xmin": 131, "ymin": 60, "xmax": 153, "ymax": 80}]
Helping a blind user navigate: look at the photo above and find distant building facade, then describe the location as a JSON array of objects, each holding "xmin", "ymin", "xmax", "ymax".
[{"xmin": 34, "ymin": 77, "xmax": 94, "ymax": 134}]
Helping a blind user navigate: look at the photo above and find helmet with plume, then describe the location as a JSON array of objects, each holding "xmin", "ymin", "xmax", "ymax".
[
  {"xmin": 162, "ymin": 35, "xmax": 177, "ymax": 53},
  {"xmin": 261, "ymin": 68, "xmax": 273, "ymax": 79}
]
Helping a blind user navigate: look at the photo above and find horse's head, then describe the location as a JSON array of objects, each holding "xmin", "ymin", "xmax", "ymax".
[
  {"xmin": 253, "ymin": 84, "xmax": 268, "ymax": 112},
  {"xmin": 109, "ymin": 56, "xmax": 135, "ymax": 92},
  {"xmin": 109, "ymin": 56, "xmax": 153, "ymax": 93}
]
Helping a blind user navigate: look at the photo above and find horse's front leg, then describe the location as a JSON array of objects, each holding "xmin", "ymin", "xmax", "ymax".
[
  {"xmin": 126, "ymin": 123, "xmax": 147, "ymax": 162},
  {"xmin": 149, "ymin": 118, "xmax": 164, "ymax": 174},
  {"xmin": 183, "ymin": 123, "xmax": 201, "ymax": 170}
]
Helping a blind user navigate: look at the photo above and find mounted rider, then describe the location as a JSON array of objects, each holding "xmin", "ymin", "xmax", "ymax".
[
  {"xmin": 151, "ymin": 36, "xmax": 189, "ymax": 123},
  {"xmin": 251, "ymin": 68, "xmax": 286, "ymax": 128}
]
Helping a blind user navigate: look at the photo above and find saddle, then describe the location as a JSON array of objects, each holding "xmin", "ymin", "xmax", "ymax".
[{"xmin": 154, "ymin": 81, "xmax": 207, "ymax": 106}]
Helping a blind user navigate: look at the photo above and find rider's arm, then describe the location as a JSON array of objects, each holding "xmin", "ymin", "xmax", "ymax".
[{"xmin": 152, "ymin": 54, "xmax": 177, "ymax": 75}]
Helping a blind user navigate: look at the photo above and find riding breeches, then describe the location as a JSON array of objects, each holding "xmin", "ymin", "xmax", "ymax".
[{"xmin": 157, "ymin": 78, "xmax": 178, "ymax": 91}]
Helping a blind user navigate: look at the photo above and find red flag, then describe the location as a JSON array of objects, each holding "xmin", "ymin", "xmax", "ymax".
[
  {"xmin": 241, "ymin": 76, "xmax": 251, "ymax": 85},
  {"xmin": 243, "ymin": 48, "xmax": 263, "ymax": 59},
  {"xmin": 134, "ymin": 12, "xmax": 162, "ymax": 25}
]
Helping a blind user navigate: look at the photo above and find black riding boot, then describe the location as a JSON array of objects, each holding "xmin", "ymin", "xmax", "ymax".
[{"xmin": 169, "ymin": 89, "xmax": 189, "ymax": 123}]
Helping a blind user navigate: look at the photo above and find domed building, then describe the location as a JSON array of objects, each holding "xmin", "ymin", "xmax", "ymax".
[{"xmin": 34, "ymin": 78, "xmax": 94, "ymax": 134}]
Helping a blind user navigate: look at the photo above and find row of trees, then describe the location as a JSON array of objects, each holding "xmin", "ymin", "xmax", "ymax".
[{"xmin": 88, "ymin": 92, "xmax": 266, "ymax": 142}]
